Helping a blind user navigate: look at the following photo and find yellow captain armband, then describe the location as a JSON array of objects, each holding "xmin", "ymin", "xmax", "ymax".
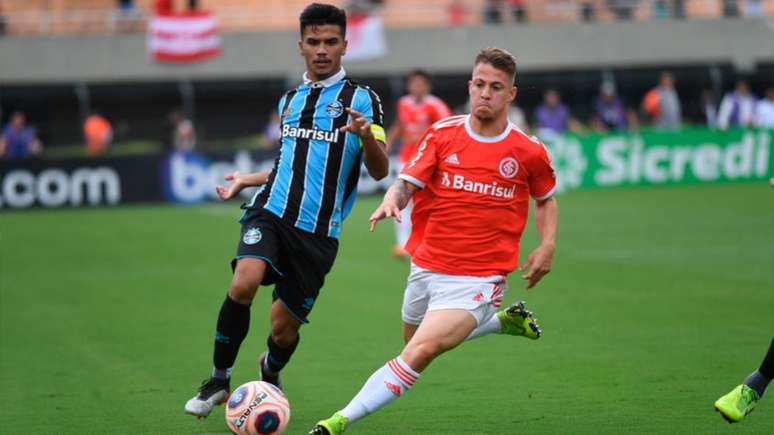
[
  {"xmin": 371, "ymin": 124, "xmax": 386, "ymax": 143},
  {"xmin": 360, "ymin": 124, "xmax": 386, "ymax": 147}
]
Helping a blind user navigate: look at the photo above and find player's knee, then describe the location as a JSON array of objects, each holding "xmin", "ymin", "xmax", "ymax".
[
  {"xmin": 228, "ymin": 278, "xmax": 259, "ymax": 304},
  {"xmin": 404, "ymin": 340, "xmax": 444, "ymax": 365},
  {"xmin": 270, "ymin": 326, "xmax": 299, "ymax": 347}
]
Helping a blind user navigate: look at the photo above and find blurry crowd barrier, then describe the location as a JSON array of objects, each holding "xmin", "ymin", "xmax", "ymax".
[
  {"xmin": 1, "ymin": 128, "xmax": 771, "ymax": 209},
  {"xmin": 2, "ymin": 0, "xmax": 773, "ymax": 37}
]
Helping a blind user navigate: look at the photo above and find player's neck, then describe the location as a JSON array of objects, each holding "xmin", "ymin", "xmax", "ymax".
[
  {"xmin": 468, "ymin": 114, "xmax": 509, "ymax": 138},
  {"xmin": 411, "ymin": 94, "xmax": 426, "ymax": 104}
]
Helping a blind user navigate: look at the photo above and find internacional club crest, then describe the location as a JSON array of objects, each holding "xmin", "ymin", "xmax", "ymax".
[
  {"xmin": 243, "ymin": 227, "xmax": 262, "ymax": 245},
  {"xmin": 499, "ymin": 157, "xmax": 519, "ymax": 178}
]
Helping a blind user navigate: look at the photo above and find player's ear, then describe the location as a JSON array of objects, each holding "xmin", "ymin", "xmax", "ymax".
[
  {"xmin": 510, "ymin": 86, "xmax": 518, "ymax": 102},
  {"xmin": 342, "ymin": 38, "xmax": 348, "ymax": 56}
]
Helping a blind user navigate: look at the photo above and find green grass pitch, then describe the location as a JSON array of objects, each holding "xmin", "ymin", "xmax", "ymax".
[{"xmin": 1, "ymin": 183, "xmax": 773, "ymax": 434}]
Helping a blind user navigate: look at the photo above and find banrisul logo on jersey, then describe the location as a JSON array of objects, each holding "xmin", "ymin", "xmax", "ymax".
[
  {"xmin": 281, "ymin": 124, "xmax": 340, "ymax": 143},
  {"xmin": 441, "ymin": 171, "xmax": 515, "ymax": 199},
  {"xmin": 543, "ymin": 128, "xmax": 773, "ymax": 192}
]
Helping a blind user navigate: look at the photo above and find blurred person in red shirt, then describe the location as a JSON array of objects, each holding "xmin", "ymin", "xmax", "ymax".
[
  {"xmin": 83, "ymin": 111, "xmax": 113, "ymax": 155},
  {"xmin": 386, "ymin": 69, "xmax": 451, "ymax": 257}
]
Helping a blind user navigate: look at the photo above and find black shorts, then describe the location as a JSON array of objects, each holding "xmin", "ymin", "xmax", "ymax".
[{"xmin": 232, "ymin": 208, "xmax": 338, "ymax": 324}]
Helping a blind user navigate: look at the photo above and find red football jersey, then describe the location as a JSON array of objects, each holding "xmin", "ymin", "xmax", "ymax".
[
  {"xmin": 396, "ymin": 94, "xmax": 451, "ymax": 163},
  {"xmin": 400, "ymin": 115, "xmax": 556, "ymax": 277}
]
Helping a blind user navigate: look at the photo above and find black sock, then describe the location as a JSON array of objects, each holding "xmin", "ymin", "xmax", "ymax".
[
  {"xmin": 743, "ymin": 338, "xmax": 774, "ymax": 398},
  {"xmin": 212, "ymin": 295, "xmax": 251, "ymax": 376},
  {"xmin": 759, "ymin": 337, "xmax": 774, "ymax": 380},
  {"xmin": 265, "ymin": 334, "xmax": 299, "ymax": 374}
]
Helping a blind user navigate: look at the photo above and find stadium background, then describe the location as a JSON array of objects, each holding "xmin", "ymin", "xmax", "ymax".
[{"xmin": 1, "ymin": 1, "xmax": 773, "ymax": 434}]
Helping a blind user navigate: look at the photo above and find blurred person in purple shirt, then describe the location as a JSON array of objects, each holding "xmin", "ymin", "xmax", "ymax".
[
  {"xmin": 535, "ymin": 89, "xmax": 570, "ymax": 138},
  {"xmin": 0, "ymin": 111, "xmax": 42, "ymax": 159},
  {"xmin": 593, "ymin": 81, "xmax": 627, "ymax": 132},
  {"xmin": 717, "ymin": 80, "xmax": 757, "ymax": 130}
]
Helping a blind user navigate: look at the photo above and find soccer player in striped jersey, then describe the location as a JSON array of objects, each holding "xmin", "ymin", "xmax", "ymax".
[
  {"xmin": 311, "ymin": 47, "xmax": 556, "ymax": 435},
  {"xmin": 184, "ymin": 3, "xmax": 389, "ymax": 418}
]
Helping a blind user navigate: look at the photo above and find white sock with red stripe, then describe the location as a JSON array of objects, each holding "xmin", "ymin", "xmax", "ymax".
[
  {"xmin": 465, "ymin": 315, "xmax": 502, "ymax": 340},
  {"xmin": 339, "ymin": 356, "xmax": 420, "ymax": 423}
]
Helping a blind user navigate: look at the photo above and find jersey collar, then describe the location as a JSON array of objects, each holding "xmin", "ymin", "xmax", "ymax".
[
  {"xmin": 464, "ymin": 115, "xmax": 513, "ymax": 143},
  {"xmin": 303, "ymin": 68, "xmax": 346, "ymax": 88}
]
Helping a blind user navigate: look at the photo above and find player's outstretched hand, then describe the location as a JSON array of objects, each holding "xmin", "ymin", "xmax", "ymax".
[
  {"xmin": 215, "ymin": 172, "xmax": 246, "ymax": 201},
  {"xmin": 519, "ymin": 243, "xmax": 555, "ymax": 289},
  {"xmin": 340, "ymin": 108, "xmax": 374, "ymax": 139},
  {"xmin": 369, "ymin": 202, "xmax": 402, "ymax": 232}
]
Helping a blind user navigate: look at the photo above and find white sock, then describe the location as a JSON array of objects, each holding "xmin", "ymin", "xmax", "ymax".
[
  {"xmin": 212, "ymin": 366, "xmax": 233, "ymax": 380},
  {"xmin": 395, "ymin": 201, "xmax": 413, "ymax": 247},
  {"xmin": 339, "ymin": 356, "xmax": 420, "ymax": 424},
  {"xmin": 466, "ymin": 315, "xmax": 502, "ymax": 341}
]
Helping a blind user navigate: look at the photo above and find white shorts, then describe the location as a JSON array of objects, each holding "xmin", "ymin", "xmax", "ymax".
[{"xmin": 401, "ymin": 263, "xmax": 507, "ymax": 326}]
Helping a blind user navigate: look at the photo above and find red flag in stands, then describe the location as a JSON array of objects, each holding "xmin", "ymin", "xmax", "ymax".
[
  {"xmin": 344, "ymin": 13, "xmax": 387, "ymax": 62},
  {"xmin": 148, "ymin": 12, "xmax": 221, "ymax": 63}
]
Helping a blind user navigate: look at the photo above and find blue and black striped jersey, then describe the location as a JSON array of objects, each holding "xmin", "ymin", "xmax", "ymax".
[{"xmin": 246, "ymin": 69, "xmax": 385, "ymax": 239}]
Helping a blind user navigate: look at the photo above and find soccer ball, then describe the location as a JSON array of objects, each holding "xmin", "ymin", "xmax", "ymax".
[{"xmin": 225, "ymin": 381, "xmax": 290, "ymax": 435}]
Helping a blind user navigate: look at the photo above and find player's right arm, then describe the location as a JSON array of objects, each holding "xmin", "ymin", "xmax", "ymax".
[
  {"xmin": 215, "ymin": 170, "xmax": 272, "ymax": 200},
  {"xmin": 386, "ymin": 120, "xmax": 403, "ymax": 153},
  {"xmin": 370, "ymin": 126, "xmax": 439, "ymax": 231},
  {"xmin": 369, "ymin": 179, "xmax": 419, "ymax": 231}
]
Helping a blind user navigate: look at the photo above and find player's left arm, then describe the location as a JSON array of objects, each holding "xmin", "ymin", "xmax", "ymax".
[
  {"xmin": 521, "ymin": 197, "xmax": 558, "ymax": 289},
  {"xmin": 342, "ymin": 88, "xmax": 389, "ymax": 180},
  {"xmin": 520, "ymin": 142, "xmax": 559, "ymax": 289}
]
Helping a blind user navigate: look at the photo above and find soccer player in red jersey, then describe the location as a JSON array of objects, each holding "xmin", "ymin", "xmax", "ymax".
[
  {"xmin": 386, "ymin": 69, "xmax": 451, "ymax": 257},
  {"xmin": 311, "ymin": 47, "xmax": 558, "ymax": 435}
]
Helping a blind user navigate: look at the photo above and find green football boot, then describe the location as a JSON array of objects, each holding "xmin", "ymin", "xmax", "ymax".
[
  {"xmin": 496, "ymin": 301, "xmax": 541, "ymax": 339},
  {"xmin": 714, "ymin": 384, "xmax": 759, "ymax": 423},
  {"xmin": 309, "ymin": 412, "xmax": 348, "ymax": 435}
]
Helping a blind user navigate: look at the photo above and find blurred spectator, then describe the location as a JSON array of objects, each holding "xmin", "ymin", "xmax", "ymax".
[
  {"xmin": 672, "ymin": 0, "xmax": 686, "ymax": 19},
  {"xmin": 745, "ymin": 0, "xmax": 764, "ymax": 17},
  {"xmin": 262, "ymin": 111, "xmax": 281, "ymax": 150},
  {"xmin": 508, "ymin": 0, "xmax": 528, "ymax": 23},
  {"xmin": 642, "ymin": 72, "xmax": 681, "ymax": 130},
  {"xmin": 535, "ymin": 89, "xmax": 570, "ymax": 138},
  {"xmin": 723, "ymin": 0, "xmax": 739, "ymax": 17},
  {"xmin": 701, "ymin": 89, "xmax": 718, "ymax": 129},
  {"xmin": 580, "ymin": 2, "xmax": 596, "ymax": 21},
  {"xmin": 606, "ymin": 0, "xmax": 637, "ymax": 20},
  {"xmin": 483, "ymin": 0, "xmax": 503, "ymax": 24},
  {"xmin": 717, "ymin": 81, "xmax": 756, "ymax": 130},
  {"xmin": 172, "ymin": 111, "xmax": 196, "ymax": 152},
  {"xmin": 83, "ymin": 112, "xmax": 113, "ymax": 155},
  {"xmin": 0, "ymin": 2, "xmax": 6, "ymax": 36},
  {"xmin": 754, "ymin": 87, "xmax": 774, "ymax": 129},
  {"xmin": 653, "ymin": 0, "xmax": 669, "ymax": 19},
  {"xmin": 448, "ymin": 0, "xmax": 466, "ymax": 26},
  {"xmin": 188, "ymin": 0, "xmax": 198, "ymax": 11},
  {"xmin": 0, "ymin": 111, "xmax": 42, "ymax": 159},
  {"xmin": 155, "ymin": 0, "xmax": 173, "ymax": 15},
  {"xmin": 116, "ymin": 0, "xmax": 142, "ymax": 33},
  {"xmin": 593, "ymin": 82, "xmax": 627, "ymax": 132}
]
